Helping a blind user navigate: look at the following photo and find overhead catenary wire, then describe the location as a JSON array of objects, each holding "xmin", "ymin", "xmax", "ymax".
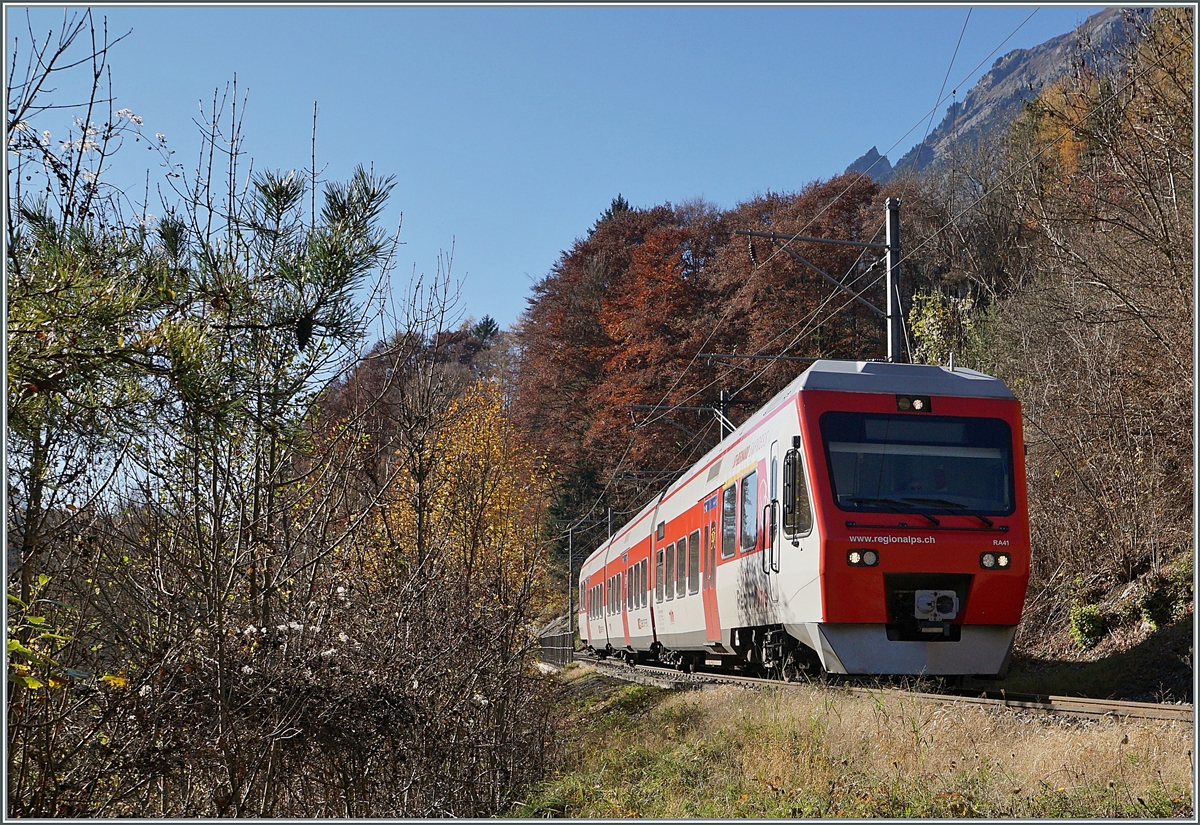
[
  {"xmin": 890, "ymin": 27, "xmax": 1192, "ymax": 284},
  {"xmin": 633, "ymin": 9, "xmax": 1046, "ymax": 426},
  {"xmin": 652, "ymin": 11, "xmax": 1184, "ymax": 416},
  {"xmin": 913, "ymin": 8, "xmax": 973, "ymax": 173}
]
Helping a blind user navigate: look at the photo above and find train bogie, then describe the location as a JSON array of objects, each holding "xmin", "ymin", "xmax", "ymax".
[{"xmin": 579, "ymin": 360, "xmax": 1030, "ymax": 678}]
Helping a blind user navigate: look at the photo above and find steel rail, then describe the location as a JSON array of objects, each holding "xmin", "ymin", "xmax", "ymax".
[{"xmin": 583, "ymin": 658, "xmax": 1193, "ymax": 723}]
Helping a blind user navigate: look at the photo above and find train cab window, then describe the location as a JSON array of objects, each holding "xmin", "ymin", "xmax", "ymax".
[
  {"xmin": 655, "ymin": 549, "xmax": 665, "ymax": 603},
  {"xmin": 740, "ymin": 471, "xmax": 759, "ymax": 553},
  {"xmin": 665, "ymin": 542, "xmax": 676, "ymax": 600},
  {"xmin": 820, "ymin": 412, "xmax": 1015, "ymax": 515},
  {"xmin": 783, "ymin": 445, "xmax": 813, "ymax": 536},
  {"xmin": 675, "ymin": 538, "xmax": 687, "ymax": 597},
  {"xmin": 721, "ymin": 484, "xmax": 737, "ymax": 558},
  {"xmin": 687, "ymin": 530, "xmax": 700, "ymax": 594}
]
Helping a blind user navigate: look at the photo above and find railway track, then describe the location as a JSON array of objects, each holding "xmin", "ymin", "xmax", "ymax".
[{"xmin": 582, "ymin": 657, "xmax": 1193, "ymax": 723}]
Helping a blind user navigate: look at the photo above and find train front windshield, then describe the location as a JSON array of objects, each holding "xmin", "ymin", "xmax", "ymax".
[{"xmin": 820, "ymin": 412, "xmax": 1014, "ymax": 516}]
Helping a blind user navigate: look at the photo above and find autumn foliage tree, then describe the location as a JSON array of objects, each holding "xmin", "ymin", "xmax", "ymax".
[{"xmin": 515, "ymin": 177, "xmax": 889, "ymax": 546}]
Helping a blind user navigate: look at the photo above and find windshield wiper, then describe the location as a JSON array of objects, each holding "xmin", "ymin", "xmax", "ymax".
[{"xmin": 899, "ymin": 497, "xmax": 994, "ymax": 528}]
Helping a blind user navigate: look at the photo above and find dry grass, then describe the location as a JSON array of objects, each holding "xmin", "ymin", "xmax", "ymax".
[{"xmin": 514, "ymin": 666, "xmax": 1194, "ymax": 818}]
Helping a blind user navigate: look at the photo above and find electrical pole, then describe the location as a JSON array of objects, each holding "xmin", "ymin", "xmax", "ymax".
[
  {"xmin": 735, "ymin": 198, "xmax": 904, "ymax": 363},
  {"xmin": 567, "ymin": 527, "xmax": 573, "ymax": 641},
  {"xmin": 886, "ymin": 197, "xmax": 903, "ymax": 363}
]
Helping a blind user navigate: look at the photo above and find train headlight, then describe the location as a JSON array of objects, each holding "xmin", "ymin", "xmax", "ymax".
[
  {"xmin": 848, "ymin": 548, "xmax": 879, "ymax": 567},
  {"xmin": 981, "ymin": 552, "xmax": 1011, "ymax": 569}
]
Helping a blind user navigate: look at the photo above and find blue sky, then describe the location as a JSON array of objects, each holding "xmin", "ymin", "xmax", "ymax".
[{"xmin": 8, "ymin": 4, "xmax": 1105, "ymax": 333}]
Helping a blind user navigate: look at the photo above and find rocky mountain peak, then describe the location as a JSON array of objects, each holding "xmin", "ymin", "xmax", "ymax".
[{"xmin": 846, "ymin": 8, "xmax": 1143, "ymax": 183}]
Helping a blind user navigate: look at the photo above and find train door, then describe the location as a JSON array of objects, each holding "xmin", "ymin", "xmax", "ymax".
[
  {"xmin": 764, "ymin": 441, "xmax": 781, "ymax": 603},
  {"xmin": 701, "ymin": 490, "xmax": 721, "ymax": 643}
]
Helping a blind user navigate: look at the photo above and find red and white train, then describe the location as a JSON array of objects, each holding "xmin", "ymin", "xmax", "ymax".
[{"xmin": 579, "ymin": 359, "xmax": 1029, "ymax": 678}]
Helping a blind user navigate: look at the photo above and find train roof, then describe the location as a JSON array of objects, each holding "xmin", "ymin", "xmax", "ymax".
[{"xmin": 795, "ymin": 359, "xmax": 1015, "ymax": 400}]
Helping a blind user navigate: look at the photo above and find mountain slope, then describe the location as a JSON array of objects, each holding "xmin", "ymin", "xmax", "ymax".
[{"xmin": 847, "ymin": 8, "xmax": 1141, "ymax": 182}]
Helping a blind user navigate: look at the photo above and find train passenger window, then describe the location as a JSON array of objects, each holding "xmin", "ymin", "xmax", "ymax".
[
  {"xmin": 740, "ymin": 471, "xmax": 759, "ymax": 553},
  {"xmin": 688, "ymin": 530, "xmax": 700, "ymax": 594},
  {"xmin": 617, "ymin": 572, "xmax": 623, "ymax": 612},
  {"xmin": 665, "ymin": 542, "xmax": 676, "ymax": 600},
  {"xmin": 642, "ymin": 560, "xmax": 649, "ymax": 608},
  {"xmin": 721, "ymin": 484, "xmax": 737, "ymax": 558},
  {"xmin": 656, "ymin": 549, "xmax": 664, "ymax": 603},
  {"xmin": 783, "ymin": 447, "xmax": 813, "ymax": 536},
  {"xmin": 675, "ymin": 537, "xmax": 687, "ymax": 597}
]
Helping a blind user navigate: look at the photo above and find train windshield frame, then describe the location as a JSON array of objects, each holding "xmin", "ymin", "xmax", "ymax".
[{"xmin": 819, "ymin": 411, "xmax": 1015, "ymax": 516}]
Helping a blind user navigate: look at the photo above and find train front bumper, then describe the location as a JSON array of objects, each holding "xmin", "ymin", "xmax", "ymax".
[{"xmin": 786, "ymin": 622, "xmax": 1017, "ymax": 676}]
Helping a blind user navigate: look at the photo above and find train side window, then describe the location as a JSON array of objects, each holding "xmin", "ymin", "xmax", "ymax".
[
  {"xmin": 688, "ymin": 530, "xmax": 700, "ymax": 594},
  {"xmin": 783, "ymin": 444, "xmax": 813, "ymax": 536},
  {"xmin": 656, "ymin": 549, "xmax": 665, "ymax": 603},
  {"xmin": 721, "ymin": 484, "xmax": 737, "ymax": 558},
  {"xmin": 642, "ymin": 560, "xmax": 649, "ymax": 608},
  {"xmin": 740, "ymin": 470, "xmax": 759, "ymax": 553},
  {"xmin": 665, "ymin": 541, "xmax": 676, "ymax": 600},
  {"xmin": 675, "ymin": 537, "xmax": 687, "ymax": 598},
  {"xmin": 617, "ymin": 572, "xmax": 623, "ymax": 613}
]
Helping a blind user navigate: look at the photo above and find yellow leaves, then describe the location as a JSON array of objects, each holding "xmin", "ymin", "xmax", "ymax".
[{"xmin": 99, "ymin": 673, "xmax": 128, "ymax": 688}]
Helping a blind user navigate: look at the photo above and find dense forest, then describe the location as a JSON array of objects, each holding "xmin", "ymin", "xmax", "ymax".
[{"xmin": 5, "ymin": 7, "xmax": 1192, "ymax": 818}]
